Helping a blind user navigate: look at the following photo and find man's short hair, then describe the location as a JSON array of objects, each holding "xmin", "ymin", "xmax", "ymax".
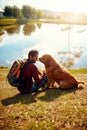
[{"xmin": 28, "ymin": 50, "xmax": 38, "ymax": 58}]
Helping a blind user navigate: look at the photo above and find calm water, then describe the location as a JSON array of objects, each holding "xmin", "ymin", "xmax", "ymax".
[{"xmin": 0, "ymin": 23, "xmax": 87, "ymax": 69}]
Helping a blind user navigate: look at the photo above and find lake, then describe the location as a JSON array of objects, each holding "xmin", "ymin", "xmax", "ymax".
[{"xmin": 0, "ymin": 22, "xmax": 87, "ymax": 69}]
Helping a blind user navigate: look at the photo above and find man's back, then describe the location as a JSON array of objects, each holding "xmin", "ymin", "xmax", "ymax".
[{"xmin": 18, "ymin": 59, "xmax": 42, "ymax": 93}]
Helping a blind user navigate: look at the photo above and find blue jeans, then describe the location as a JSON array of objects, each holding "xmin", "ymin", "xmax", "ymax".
[{"xmin": 28, "ymin": 76, "xmax": 48, "ymax": 94}]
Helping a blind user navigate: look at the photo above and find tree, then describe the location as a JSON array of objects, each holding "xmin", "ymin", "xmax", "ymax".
[
  {"xmin": 4, "ymin": 6, "xmax": 13, "ymax": 17},
  {"xmin": 22, "ymin": 5, "xmax": 32, "ymax": 19},
  {"xmin": 36, "ymin": 10, "xmax": 43, "ymax": 19},
  {"xmin": 12, "ymin": 6, "xmax": 20, "ymax": 18},
  {"xmin": 4, "ymin": 5, "xmax": 44, "ymax": 20},
  {"xmin": 31, "ymin": 8, "xmax": 37, "ymax": 19}
]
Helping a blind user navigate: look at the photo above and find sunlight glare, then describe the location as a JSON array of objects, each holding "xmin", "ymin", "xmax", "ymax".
[
  {"xmin": 29, "ymin": 0, "xmax": 87, "ymax": 14},
  {"xmin": 1, "ymin": 0, "xmax": 87, "ymax": 14}
]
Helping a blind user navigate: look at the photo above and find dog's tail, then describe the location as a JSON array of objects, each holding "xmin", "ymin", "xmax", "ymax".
[{"xmin": 77, "ymin": 81, "xmax": 86, "ymax": 89}]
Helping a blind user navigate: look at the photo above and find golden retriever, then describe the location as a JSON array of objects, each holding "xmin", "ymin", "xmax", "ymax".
[{"xmin": 39, "ymin": 54, "xmax": 86, "ymax": 89}]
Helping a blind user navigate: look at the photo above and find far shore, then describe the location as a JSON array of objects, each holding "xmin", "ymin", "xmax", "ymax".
[{"xmin": 1, "ymin": 18, "xmax": 87, "ymax": 26}]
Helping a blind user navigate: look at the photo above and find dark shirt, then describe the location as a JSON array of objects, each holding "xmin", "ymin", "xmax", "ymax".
[{"xmin": 18, "ymin": 60, "xmax": 43, "ymax": 93}]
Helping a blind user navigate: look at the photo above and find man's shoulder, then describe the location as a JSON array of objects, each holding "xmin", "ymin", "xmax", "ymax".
[{"xmin": 27, "ymin": 62, "xmax": 36, "ymax": 68}]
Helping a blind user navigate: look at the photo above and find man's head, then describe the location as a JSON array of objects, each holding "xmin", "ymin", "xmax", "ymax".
[{"xmin": 28, "ymin": 50, "xmax": 39, "ymax": 63}]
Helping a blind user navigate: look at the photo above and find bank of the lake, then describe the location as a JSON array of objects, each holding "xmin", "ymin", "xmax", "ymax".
[
  {"xmin": 0, "ymin": 18, "xmax": 30, "ymax": 26},
  {"xmin": 1, "ymin": 18, "xmax": 87, "ymax": 26},
  {"xmin": 0, "ymin": 18, "xmax": 17, "ymax": 26}
]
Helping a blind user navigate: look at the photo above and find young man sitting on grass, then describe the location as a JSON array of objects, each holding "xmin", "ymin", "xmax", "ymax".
[{"xmin": 18, "ymin": 49, "xmax": 48, "ymax": 94}]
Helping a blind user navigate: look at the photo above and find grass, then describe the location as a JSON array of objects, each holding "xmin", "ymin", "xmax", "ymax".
[
  {"xmin": 68, "ymin": 68, "xmax": 87, "ymax": 74},
  {"xmin": 0, "ymin": 67, "xmax": 87, "ymax": 130},
  {"xmin": 1, "ymin": 18, "xmax": 87, "ymax": 27},
  {"xmin": 0, "ymin": 18, "xmax": 17, "ymax": 26}
]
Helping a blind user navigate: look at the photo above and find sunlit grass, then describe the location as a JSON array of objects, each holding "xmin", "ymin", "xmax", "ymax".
[
  {"xmin": 0, "ymin": 18, "xmax": 16, "ymax": 26},
  {"xmin": 68, "ymin": 68, "xmax": 87, "ymax": 74},
  {"xmin": 0, "ymin": 67, "xmax": 87, "ymax": 130}
]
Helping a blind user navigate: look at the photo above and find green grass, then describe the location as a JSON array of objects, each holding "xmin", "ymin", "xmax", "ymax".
[
  {"xmin": 0, "ymin": 67, "xmax": 87, "ymax": 130},
  {"xmin": 1, "ymin": 18, "xmax": 87, "ymax": 27},
  {"xmin": 68, "ymin": 68, "xmax": 87, "ymax": 74},
  {"xmin": 0, "ymin": 18, "xmax": 17, "ymax": 26}
]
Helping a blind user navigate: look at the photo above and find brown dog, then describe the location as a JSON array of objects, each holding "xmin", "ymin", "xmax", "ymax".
[{"xmin": 39, "ymin": 54, "xmax": 86, "ymax": 89}]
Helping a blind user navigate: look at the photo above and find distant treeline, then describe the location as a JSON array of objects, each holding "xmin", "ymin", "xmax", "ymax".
[
  {"xmin": 2, "ymin": 5, "xmax": 87, "ymax": 25},
  {"xmin": 3, "ymin": 5, "xmax": 45, "ymax": 20}
]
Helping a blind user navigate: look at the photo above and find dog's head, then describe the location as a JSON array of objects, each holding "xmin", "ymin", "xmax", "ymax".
[{"xmin": 39, "ymin": 54, "xmax": 53, "ymax": 67}]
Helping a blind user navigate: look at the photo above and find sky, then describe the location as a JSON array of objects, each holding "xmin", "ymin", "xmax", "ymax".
[{"xmin": 0, "ymin": 0, "xmax": 87, "ymax": 14}]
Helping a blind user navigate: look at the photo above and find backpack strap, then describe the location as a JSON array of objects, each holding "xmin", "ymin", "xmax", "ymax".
[{"xmin": 23, "ymin": 60, "xmax": 32, "ymax": 67}]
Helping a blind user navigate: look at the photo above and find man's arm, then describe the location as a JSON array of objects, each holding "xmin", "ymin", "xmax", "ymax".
[{"xmin": 32, "ymin": 65, "xmax": 43, "ymax": 85}]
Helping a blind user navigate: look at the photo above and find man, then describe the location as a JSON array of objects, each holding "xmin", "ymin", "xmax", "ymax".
[{"xmin": 18, "ymin": 49, "xmax": 47, "ymax": 94}]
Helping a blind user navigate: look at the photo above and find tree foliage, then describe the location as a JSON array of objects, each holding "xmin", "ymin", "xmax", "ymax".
[
  {"xmin": 4, "ymin": 5, "xmax": 43, "ymax": 19},
  {"xmin": 4, "ymin": 6, "xmax": 13, "ymax": 17},
  {"xmin": 12, "ymin": 6, "xmax": 20, "ymax": 18},
  {"xmin": 22, "ymin": 5, "xmax": 32, "ymax": 19}
]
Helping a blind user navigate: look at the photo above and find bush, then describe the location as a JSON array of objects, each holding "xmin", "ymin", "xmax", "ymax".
[{"xmin": 16, "ymin": 18, "xmax": 29, "ymax": 24}]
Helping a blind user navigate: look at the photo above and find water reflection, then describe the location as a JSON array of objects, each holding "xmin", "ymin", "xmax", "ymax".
[
  {"xmin": 0, "ymin": 23, "xmax": 87, "ymax": 68},
  {"xmin": 0, "ymin": 30, "xmax": 4, "ymax": 35},
  {"xmin": 0, "ymin": 30, "xmax": 4, "ymax": 42},
  {"xmin": 6, "ymin": 25, "xmax": 20, "ymax": 35},
  {"xmin": 61, "ymin": 25, "xmax": 73, "ymax": 32},
  {"xmin": 37, "ymin": 23, "xmax": 42, "ymax": 29},
  {"xmin": 59, "ymin": 25, "xmax": 83, "ymax": 68},
  {"xmin": 77, "ymin": 26, "xmax": 86, "ymax": 33},
  {"xmin": 23, "ymin": 23, "xmax": 42, "ymax": 35},
  {"xmin": 58, "ymin": 47, "xmax": 82, "ymax": 68},
  {"xmin": 23, "ymin": 23, "xmax": 36, "ymax": 35}
]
